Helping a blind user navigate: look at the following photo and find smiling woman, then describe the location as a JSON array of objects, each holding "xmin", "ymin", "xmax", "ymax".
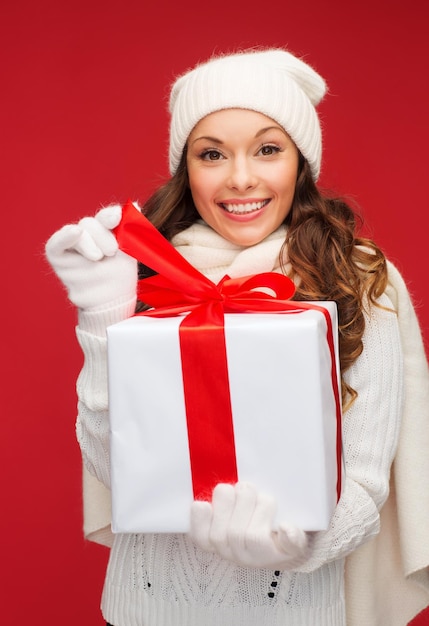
[
  {"xmin": 186, "ymin": 109, "xmax": 299, "ymax": 246},
  {"xmin": 44, "ymin": 47, "xmax": 429, "ymax": 626}
]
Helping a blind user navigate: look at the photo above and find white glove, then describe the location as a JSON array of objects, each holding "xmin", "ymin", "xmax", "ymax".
[
  {"xmin": 190, "ymin": 482, "xmax": 310, "ymax": 570},
  {"xmin": 45, "ymin": 205, "xmax": 137, "ymax": 311}
]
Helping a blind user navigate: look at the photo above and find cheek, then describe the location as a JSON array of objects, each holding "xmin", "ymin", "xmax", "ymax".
[
  {"xmin": 275, "ymin": 172, "xmax": 298, "ymax": 202},
  {"xmin": 189, "ymin": 170, "xmax": 218, "ymax": 205},
  {"xmin": 189, "ymin": 180, "xmax": 205, "ymax": 208},
  {"xmin": 188, "ymin": 182, "xmax": 210, "ymax": 219},
  {"xmin": 188, "ymin": 168, "xmax": 202, "ymax": 193}
]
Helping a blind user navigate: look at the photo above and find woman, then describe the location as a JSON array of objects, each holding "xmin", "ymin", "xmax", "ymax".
[{"xmin": 45, "ymin": 48, "xmax": 429, "ymax": 625}]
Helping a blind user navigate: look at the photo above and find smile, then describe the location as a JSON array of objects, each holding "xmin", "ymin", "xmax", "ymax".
[{"xmin": 220, "ymin": 200, "xmax": 270, "ymax": 214}]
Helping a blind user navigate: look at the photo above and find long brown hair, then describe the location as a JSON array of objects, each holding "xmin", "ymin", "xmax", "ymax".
[{"xmin": 141, "ymin": 150, "xmax": 388, "ymax": 408}]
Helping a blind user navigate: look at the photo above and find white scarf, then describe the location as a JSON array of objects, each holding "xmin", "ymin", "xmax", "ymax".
[
  {"xmin": 345, "ymin": 260, "xmax": 429, "ymax": 625},
  {"xmin": 171, "ymin": 220, "xmax": 289, "ymax": 282}
]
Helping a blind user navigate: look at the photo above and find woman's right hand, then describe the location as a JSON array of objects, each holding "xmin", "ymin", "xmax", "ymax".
[{"xmin": 45, "ymin": 204, "xmax": 138, "ymax": 311}]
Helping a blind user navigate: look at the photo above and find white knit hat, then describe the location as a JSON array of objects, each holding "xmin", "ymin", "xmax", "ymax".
[{"xmin": 168, "ymin": 48, "xmax": 327, "ymax": 181}]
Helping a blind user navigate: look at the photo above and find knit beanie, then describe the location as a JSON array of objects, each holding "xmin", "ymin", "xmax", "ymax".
[{"xmin": 168, "ymin": 48, "xmax": 327, "ymax": 181}]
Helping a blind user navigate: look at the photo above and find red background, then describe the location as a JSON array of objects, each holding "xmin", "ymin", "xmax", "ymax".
[{"xmin": 2, "ymin": 1, "xmax": 428, "ymax": 624}]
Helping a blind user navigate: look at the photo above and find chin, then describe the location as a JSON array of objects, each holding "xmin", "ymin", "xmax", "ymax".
[{"xmin": 224, "ymin": 229, "xmax": 273, "ymax": 247}]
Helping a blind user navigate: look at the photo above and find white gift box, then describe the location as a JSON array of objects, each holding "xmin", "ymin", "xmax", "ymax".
[{"xmin": 107, "ymin": 303, "xmax": 343, "ymax": 534}]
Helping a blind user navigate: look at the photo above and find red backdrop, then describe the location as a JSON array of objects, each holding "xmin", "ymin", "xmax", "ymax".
[{"xmin": 2, "ymin": 1, "xmax": 428, "ymax": 624}]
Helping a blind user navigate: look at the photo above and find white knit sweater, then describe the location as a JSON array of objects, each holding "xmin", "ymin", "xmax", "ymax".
[{"xmin": 75, "ymin": 222, "xmax": 406, "ymax": 626}]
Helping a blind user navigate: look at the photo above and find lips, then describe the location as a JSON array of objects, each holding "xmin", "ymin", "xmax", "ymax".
[{"xmin": 220, "ymin": 199, "xmax": 270, "ymax": 214}]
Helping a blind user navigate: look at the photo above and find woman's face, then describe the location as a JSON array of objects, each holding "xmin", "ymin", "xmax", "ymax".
[{"xmin": 186, "ymin": 108, "xmax": 299, "ymax": 246}]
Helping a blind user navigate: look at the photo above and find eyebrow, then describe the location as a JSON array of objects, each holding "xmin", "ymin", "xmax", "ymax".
[
  {"xmin": 190, "ymin": 135, "xmax": 224, "ymax": 146},
  {"xmin": 190, "ymin": 126, "xmax": 287, "ymax": 146}
]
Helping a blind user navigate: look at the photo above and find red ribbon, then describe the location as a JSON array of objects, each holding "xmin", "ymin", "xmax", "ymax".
[{"xmin": 114, "ymin": 200, "xmax": 342, "ymax": 502}]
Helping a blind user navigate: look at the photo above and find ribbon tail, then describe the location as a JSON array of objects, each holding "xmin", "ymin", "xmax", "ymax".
[{"xmin": 115, "ymin": 200, "xmax": 220, "ymax": 300}]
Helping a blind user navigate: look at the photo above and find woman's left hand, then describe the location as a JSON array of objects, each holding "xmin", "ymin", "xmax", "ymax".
[{"xmin": 190, "ymin": 482, "xmax": 310, "ymax": 570}]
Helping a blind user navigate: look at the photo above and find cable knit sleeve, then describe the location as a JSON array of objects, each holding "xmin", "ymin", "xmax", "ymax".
[
  {"xmin": 295, "ymin": 290, "xmax": 404, "ymax": 573},
  {"xmin": 75, "ymin": 296, "xmax": 136, "ymax": 490}
]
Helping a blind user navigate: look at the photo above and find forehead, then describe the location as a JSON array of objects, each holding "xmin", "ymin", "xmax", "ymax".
[{"xmin": 188, "ymin": 108, "xmax": 285, "ymax": 139}]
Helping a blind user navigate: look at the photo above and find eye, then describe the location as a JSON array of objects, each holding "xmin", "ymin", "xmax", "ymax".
[
  {"xmin": 200, "ymin": 149, "xmax": 224, "ymax": 161},
  {"xmin": 258, "ymin": 144, "xmax": 281, "ymax": 156}
]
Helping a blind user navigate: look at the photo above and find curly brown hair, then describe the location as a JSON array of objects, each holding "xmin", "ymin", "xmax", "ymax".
[{"xmin": 140, "ymin": 151, "xmax": 388, "ymax": 409}]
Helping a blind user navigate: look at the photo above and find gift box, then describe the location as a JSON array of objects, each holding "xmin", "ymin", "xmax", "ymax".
[{"xmin": 107, "ymin": 303, "xmax": 343, "ymax": 534}]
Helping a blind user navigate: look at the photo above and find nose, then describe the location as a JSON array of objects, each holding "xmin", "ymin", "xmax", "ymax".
[{"xmin": 227, "ymin": 156, "xmax": 257, "ymax": 191}]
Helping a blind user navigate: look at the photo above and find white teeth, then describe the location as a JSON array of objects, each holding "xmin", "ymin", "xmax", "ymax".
[{"xmin": 221, "ymin": 200, "xmax": 268, "ymax": 214}]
